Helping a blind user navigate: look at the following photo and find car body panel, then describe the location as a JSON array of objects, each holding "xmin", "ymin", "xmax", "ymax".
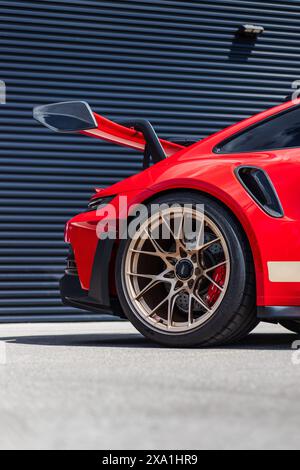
[{"xmin": 63, "ymin": 98, "xmax": 300, "ymax": 314}]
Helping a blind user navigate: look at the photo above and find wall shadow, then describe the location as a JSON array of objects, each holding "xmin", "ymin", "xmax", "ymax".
[{"xmin": 228, "ymin": 33, "xmax": 258, "ymax": 63}]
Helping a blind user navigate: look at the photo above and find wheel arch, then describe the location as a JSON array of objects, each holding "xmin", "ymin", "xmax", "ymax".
[{"xmin": 134, "ymin": 185, "xmax": 263, "ymax": 302}]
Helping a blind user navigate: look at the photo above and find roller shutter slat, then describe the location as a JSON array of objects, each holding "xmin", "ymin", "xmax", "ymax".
[{"xmin": 0, "ymin": 0, "xmax": 298, "ymax": 319}]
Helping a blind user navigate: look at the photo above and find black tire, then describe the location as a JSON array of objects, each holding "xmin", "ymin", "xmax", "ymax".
[
  {"xmin": 115, "ymin": 192, "xmax": 258, "ymax": 347},
  {"xmin": 279, "ymin": 320, "xmax": 300, "ymax": 334}
]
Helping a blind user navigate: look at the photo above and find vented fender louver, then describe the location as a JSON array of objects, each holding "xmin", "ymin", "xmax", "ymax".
[{"xmin": 235, "ymin": 166, "xmax": 284, "ymax": 218}]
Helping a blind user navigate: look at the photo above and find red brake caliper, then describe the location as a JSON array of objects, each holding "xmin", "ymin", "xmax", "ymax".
[{"xmin": 206, "ymin": 265, "xmax": 226, "ymax": 307}]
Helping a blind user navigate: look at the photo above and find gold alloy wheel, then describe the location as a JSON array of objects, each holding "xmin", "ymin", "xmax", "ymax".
[{"xmin": 123, "ymin": 207, "xmax": 231, "ymax": 333}]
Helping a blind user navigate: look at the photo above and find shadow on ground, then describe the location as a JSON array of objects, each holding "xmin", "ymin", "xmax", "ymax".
[{"xmin": 0, "ymin": 331, "xmax": 298, "ymax": 350}]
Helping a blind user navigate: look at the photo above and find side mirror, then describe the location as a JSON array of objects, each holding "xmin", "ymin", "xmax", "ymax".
[{"xmin": 33, "ymin": 101, "xmax": 97, "ymax": 133}]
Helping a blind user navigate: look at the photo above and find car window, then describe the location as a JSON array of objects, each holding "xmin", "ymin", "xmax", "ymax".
[{"xmin": 215, "ymin": 105, "xmax": 300, "ymax": 153}]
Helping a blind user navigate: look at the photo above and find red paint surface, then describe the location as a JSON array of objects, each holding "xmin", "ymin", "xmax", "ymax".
[{"xmin": 66, "ymin": 99, "xmax": 300, "ymax": 307}]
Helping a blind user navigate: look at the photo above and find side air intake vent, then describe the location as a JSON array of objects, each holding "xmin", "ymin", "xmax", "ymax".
[{"xmin": 235, "ymin": 167, "xmax": 284, "ymax": 218}]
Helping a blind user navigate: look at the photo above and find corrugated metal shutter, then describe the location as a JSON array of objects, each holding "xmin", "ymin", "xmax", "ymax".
[{"xmin": 0, "ymin": 0, "xmax": 299, "ymax": 320}]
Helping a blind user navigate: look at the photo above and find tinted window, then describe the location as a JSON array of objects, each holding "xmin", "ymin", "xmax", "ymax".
[{"xmin": 216, "ymin": 105, "xmax": 300, "ymax": 153}]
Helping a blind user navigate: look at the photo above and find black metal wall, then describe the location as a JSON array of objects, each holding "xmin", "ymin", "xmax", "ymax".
[{"xmin": 0, "ymin": 0, "xmax": 299, "ymax": 320}]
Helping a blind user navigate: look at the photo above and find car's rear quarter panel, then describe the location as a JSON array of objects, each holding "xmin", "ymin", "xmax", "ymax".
[{"xmin": 65, "ymin": 138, "xmax": 300, "ymax": 308}]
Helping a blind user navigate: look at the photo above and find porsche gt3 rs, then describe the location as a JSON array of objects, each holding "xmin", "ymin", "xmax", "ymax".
[{"xmin": 34, "ymin": 98, "xmax": 300, "ymax": 346}]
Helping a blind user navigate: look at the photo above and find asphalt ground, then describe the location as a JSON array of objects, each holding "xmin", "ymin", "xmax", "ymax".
[{"xmin": 0, "ymin": 321, "xmax": 299, "ymax": 450}]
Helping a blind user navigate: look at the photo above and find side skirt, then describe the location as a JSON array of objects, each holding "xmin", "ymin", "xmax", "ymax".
[{"xmin": 258, "ymin": 306, "xmax": 300, "ymax": 321}]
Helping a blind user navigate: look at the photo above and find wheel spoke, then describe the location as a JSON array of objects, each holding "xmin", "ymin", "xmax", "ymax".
[
  {"xmin": 156, "ymin": 268, "xmax": 175, "ymax": 282},
  {"xmin": 130, "ymin": 248, "xmax": 166, "ymax": 258},
  {"xmin": 130, "ymin": 247, "xmax": 175, "ymax": 270},
  {"xmin": 203, "ymin": 273, "xmax": 224, "ymax": 292},
  {"xmin": 150, "ymin": 293, "xmax": 170, "ymax": 316},
  {"xmin": 200, "ymin": 237, "xmax": 221, "ymax": 251},
  {"xmin": 192, "ymin": 292, "xmax": 212, "ymax": 314},
  {"xmin": 193, "ymin": 217, "xmax": 205, "ymax": 250},
  {"xmin": 129, "ymin": 267, "xmax": 175, "ymax": 301},
  {"xmin": 205, "ymin": 260, "xmax": 228, "ymax": 273},
  {"xmin": 126, "ymin": 272, "xmax": 156, "ymax": 280},
  {"xmin": 134, "ymin": 280, "xmax": 158, "ymax": 300},
  {"xmin": 167, "ymin": 292, "xmax": 180, "ymax": 328},
  {"xmin": 161, "ymin": 212, "xmax": 177, "ymax": 242},
  {"xmin": 144, "ymin": 228, "xmax": 166, "ymax": 254},
  {"xmin": 176, "ymin": 210, "xmax": 186, "ymax": 249},
  {"xmin": 163, "ymin": 209, "xmax": 186, "ymax": 252}
]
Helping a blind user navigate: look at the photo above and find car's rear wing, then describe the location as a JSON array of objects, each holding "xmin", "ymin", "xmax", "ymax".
[{"xmin": 33, "ymin": 101, "xmax": 184, "ymax": 166}]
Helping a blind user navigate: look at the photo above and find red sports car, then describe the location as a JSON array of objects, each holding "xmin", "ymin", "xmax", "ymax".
[{"xmin": 34, "ymin": 98, "xmax": 300, "ymax": 346}]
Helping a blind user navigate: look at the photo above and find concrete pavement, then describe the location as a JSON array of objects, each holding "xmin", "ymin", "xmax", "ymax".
[{"xmin": 0, "ymin": 321, "xmax": 299, "ymax": 450}]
